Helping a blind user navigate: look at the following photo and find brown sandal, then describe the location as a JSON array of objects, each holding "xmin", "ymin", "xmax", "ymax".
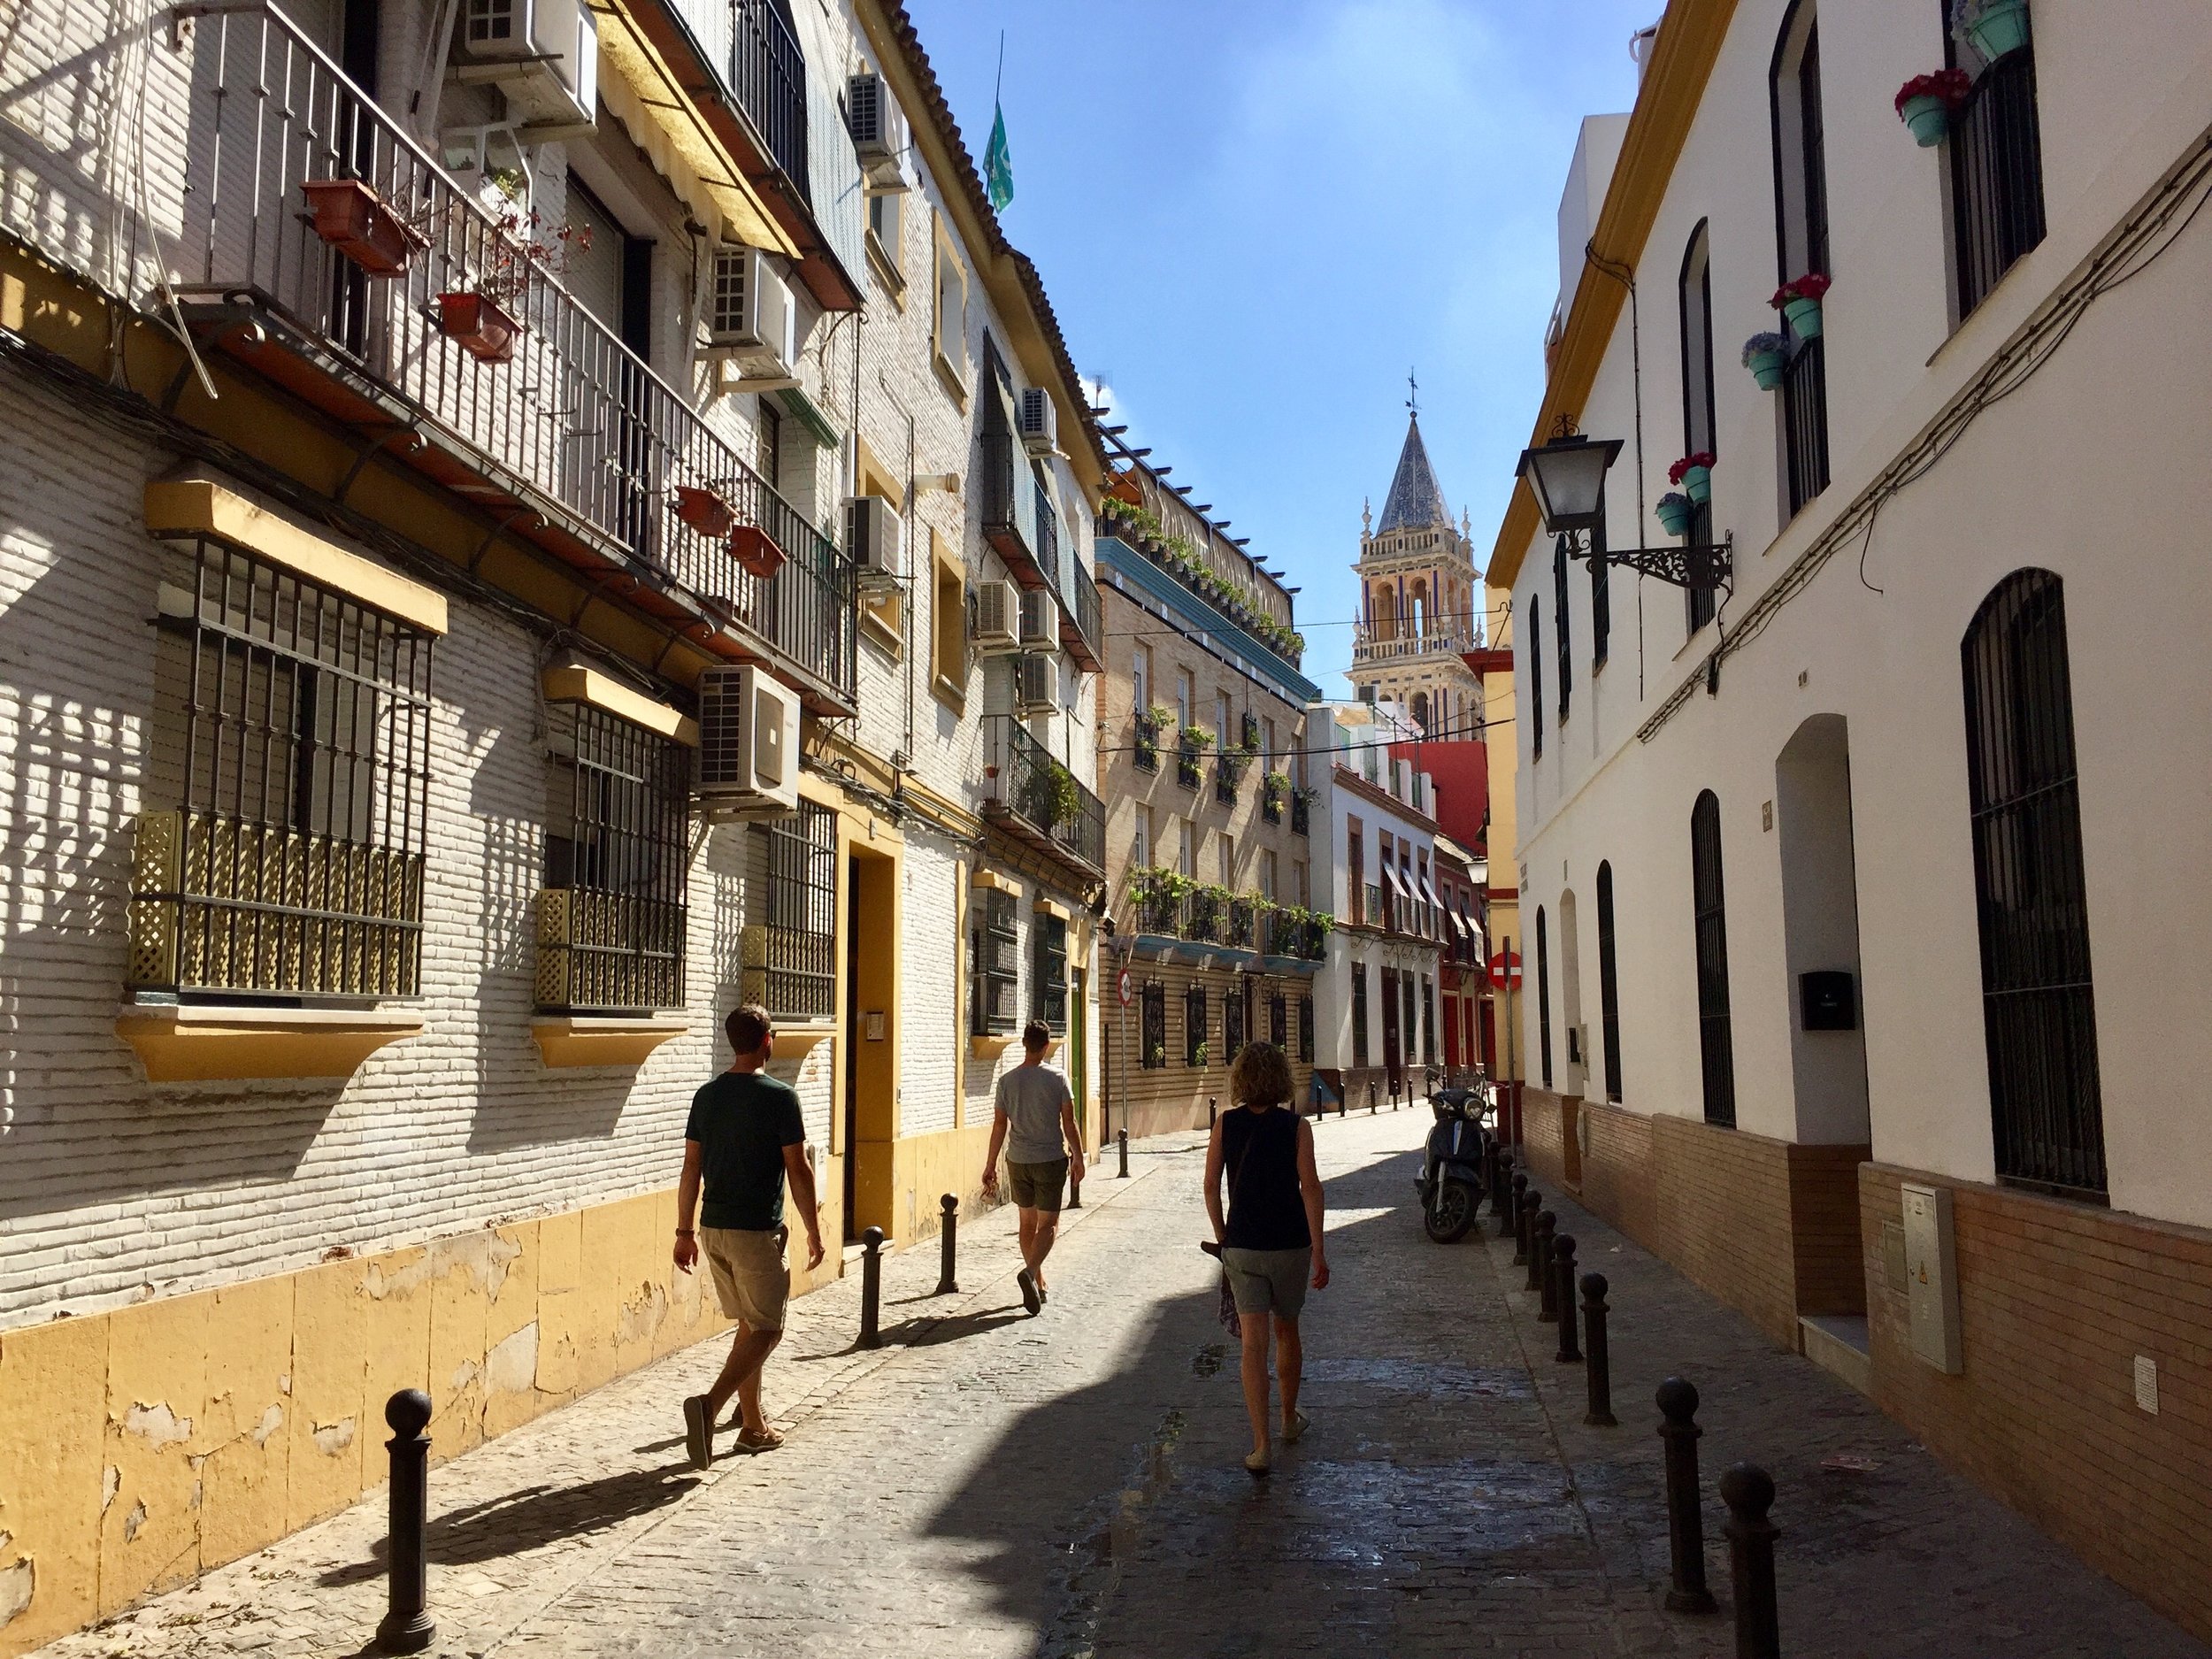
[{"xmin": 733, "ymin": 1425, "xmax": 786, "ymax": 1454}]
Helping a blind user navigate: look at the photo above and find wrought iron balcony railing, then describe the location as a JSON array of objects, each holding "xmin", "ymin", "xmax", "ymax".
[
  {"xmin": 1290, "ymin": 791, "xmax": 1310, "ymax": 836},
  {"xmin": 1223, "ymin": 897, "xmax": 1256, "ymax": 951},
  {"xmin": 1176, "ymin": 741, "xmax": 1203, "ymax": 791},
  {"xmin": 1781, "ymin": 336, "xmax": 1829, "ymax": 518},
  {"xmin": 165, "ymin": 2, "xmax": 855, "ymax": 711},
  {"xmin": 1951, "ymin": 46, "xmax": 2046, "ymax": 318},
  {"xmin": 987, "ymin": 718, "xmax": 1104, "ymax": 878},
  {"xmin": 1182, "ymin": 889, "xmax": 1222, "ymax": 944},
  {"xmin": 728, "ymin": 0, "xmax": 810, "ymax": 201}
]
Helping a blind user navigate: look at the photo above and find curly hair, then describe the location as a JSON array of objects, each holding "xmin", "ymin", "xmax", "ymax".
[{"xmin": 1229, "ymin": 1041, "xmax": 1294, "ymax": 1108}]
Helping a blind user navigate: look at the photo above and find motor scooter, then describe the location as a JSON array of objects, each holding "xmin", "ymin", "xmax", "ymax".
[{"xmin": 1416, "ymin": 1079, "xmax": 1492, "ymax": 1243}]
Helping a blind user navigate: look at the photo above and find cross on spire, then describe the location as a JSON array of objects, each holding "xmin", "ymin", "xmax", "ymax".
[{"xmin": 1406, "ymin": 367, "xmax": 1419, "ymax": 416}]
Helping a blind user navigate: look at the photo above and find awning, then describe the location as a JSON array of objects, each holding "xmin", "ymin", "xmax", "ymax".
[
  {"xmin": 1383, "ymin": 863, "xmax": 1409, "ymax": 896},
  {"xmin": 1418, "ymin": 870, "xmax": 1442, "ymax": 909},
  {"xmin": 1442, "ymin": 904, "xmax": 1466, "ymax": 940}
]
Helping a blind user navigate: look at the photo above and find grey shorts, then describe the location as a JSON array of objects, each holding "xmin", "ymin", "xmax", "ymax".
[
  {"xmin": 1008, "ymin": 1157, "xmax": 1069, "ymax": 1213},
  {"xmin": 1221, "ymin": 1246, "xmax": 1310, "ymax": 1320}
]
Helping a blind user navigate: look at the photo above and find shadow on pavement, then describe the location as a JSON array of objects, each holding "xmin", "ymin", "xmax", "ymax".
[{"xmin": 317, "ymin": 1463, "xmax": 702, "ymax": 1585}]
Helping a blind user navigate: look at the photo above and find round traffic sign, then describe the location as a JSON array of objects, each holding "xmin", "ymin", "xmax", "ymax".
[
  {"xmin": 1117, "ymin": 967, "xmax": 1133, "ymax": 1007},
  {"xmin": 1486, "ymin": 950, "xmax": 1523, "ymax": 990}
]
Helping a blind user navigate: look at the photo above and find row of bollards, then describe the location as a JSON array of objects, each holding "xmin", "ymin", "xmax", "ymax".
[{"xmin": 1480, "ymin": 1155, "xmax": 1779, "ymax": 1656}]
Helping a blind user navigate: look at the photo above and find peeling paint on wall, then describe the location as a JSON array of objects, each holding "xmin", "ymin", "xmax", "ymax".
[
  {"xmin": 100, "ymin": 1468, "xmax": 119, "ymax": 1512},
  {"xmin": 0, "ymin": 1559, "xmax": 33, "ymax": 1629},
  {"xmin": 121, "ymin": 1403, "xmax": 192, "ymax": 1448},
  {"xmin": 119, "ymin": 1503, "xmax": 144, "ymax": 1545},
  {"xmin": 484, "ymin": 1322, "xmax": 538, "ymax": 1396},
  {"xmin": 311, "ymin": 1419, "xmax": 355, "ymax": 1457},
  {"xmin": 248, "ymin": 1404, "xmax": 283, "ymax": 1448}
]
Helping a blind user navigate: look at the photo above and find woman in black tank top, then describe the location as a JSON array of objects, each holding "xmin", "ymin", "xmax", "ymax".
[{"xmin": 1204, "ymin": 1042, "xmax": 1329, "ymax": 1477}]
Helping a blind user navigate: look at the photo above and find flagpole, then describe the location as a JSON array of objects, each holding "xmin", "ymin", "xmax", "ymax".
[{"xmin": 995, "ymin": 29, "xmax": 1004, "ymax": 104}]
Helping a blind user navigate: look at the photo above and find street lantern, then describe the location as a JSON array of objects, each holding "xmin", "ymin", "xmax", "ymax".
[{"xmin": 1517, "ymin": 433, "xmax": 1622, "ymax": 535}]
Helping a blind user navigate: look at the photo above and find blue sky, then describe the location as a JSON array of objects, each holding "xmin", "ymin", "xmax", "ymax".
[{"xmin": 904, "ymin": 0, "xmax": 1656, "ymax": 694}]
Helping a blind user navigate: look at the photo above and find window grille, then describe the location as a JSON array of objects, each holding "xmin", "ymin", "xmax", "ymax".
[
  {"xmin": 1223, "ymin": 984, "xmax": 1246, "ymax": 1064},
  {"xmin": 1529, "ymin": 596, "xmax": 1544, "ymax": 759},
  {"xmin": 1596, "ymin": 860, "xmax": 1623, "ymax": 1102},
  {"xmin": 1553, "ymin": 540, "xmax": 1571, "ymax": 724},
  {"xmin": 1032, "ymin": 911, "xmax": 1068, "ymax": 1034},
  {"xmin": 1269, "ymin": 992, "xmax": 1286, "ymax": 1049},
  {"xmin": 1423, "ymin": 976, "xmax": 1437, "ymax": 1067},
  {"xmin": 1350, "ymin": 964, "xmax": 1369, "ymax": 1068},
  {"xmin": 538, "ymin": 702, "xmax": 689, "ymax": 1012},
  {"xmin": 1678, "ymin": 222, "xmax": 1719, "ymax": 636},
  {"xmin": 970, "ymin": 887, "xmax": 1019, "ymax": 1036},
  {"xmin": 1962, "ymin": 570, "xmax": 2104, "ymax": 1197},
  {"xmin": 1297, "ymin": 995, "xmax": 1314, "ymax": 1064},
  {"xmin": 1141, "ymin": 979, "xmax": 1167, "ymax": 1068},
  {"xmin": 1771, "ymin": 9, "xmax": 1831, "ymax": 518},
  {"xmin": 1781, "ymin": 338, "xmax": 1829, "ymax": 517},
  {"xmin": 1948, "ymin": 39, "xmax": 2045, "ymax": 317},
  {"xmin": 746, "ymin": 801, "xmax": 837, "ymax": 1021},
  {"xmin": 1185, "ymin": 981, "xmax": 1210, "ymax": 1066},
  {"xmin": 1380, "ymin": 966, "xmax": 1402, "ymax": 1073},
  {"xmin": 131, "ymin": 539, "xmax": 434, "ymax": 1000},
  {"xmin": 1691, "ymin": 791, "xmax": 1737, "ymax": 1126},
  {"xmin": 1536, "ymin": 908, "xmax": 1553, "ymax": 1087}
]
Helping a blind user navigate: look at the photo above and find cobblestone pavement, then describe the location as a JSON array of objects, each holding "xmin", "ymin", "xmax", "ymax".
[{"xmin": 35, "ymin": 1111, "xmax": 2209, "ymax": 1659}]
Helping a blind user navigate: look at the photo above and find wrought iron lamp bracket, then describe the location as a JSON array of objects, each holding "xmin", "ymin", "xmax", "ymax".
[{"xmin": 1569, "ymin": 529, "xmax": 1732, "ymax": 594}]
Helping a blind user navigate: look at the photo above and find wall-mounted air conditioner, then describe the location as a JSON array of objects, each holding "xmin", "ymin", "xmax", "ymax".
[
  {"xmin": 697, "ymin": 664, "xmax": 800, "ymax": 816},
  {"xmin": 455, "ymin": 0, "xmax": 596, "ymax": 135},
  {"xmin": 1015, "ymin": 652, "xmax": 1059, "ymax": 716},
  {"xmin": 1018, "ymin": 388, "xmax": 1058, "ymax": 457},
  {"xmin": 847, "ymin": 73, "xmax": 911, "ymax": 194},
  {"xmin": 1017, "ymin": 587, "xmax": 1057, "ymax": 651},
  {"xmin": 704, "ymin": 247, "xmax": 797, "ymax": 380},
  {"xmin": 845, "ymin": 495, "xmax": 902, "ymax": 588},
  {"xmin": 974, "ymin": 578, "xmax": 1021, "ymax": 653}
]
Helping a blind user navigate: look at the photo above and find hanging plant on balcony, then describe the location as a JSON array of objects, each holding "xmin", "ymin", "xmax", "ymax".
[
  {"xmin": 1144, "ymin": 703, "xmax": 1176, "ymax": 735},
  {"xmin": 1179, "ymin": 724, "xmax": 1216, "ymax": 751},
  {"xmin": 439, "ymin": 211, "xmax": 592, "ymax": 364},
  {"xmin": 673, "ymin": 485, "xmax": 738, "ymax": 539},
  {"xmin": 1668, "ymin": 451, "xmax": 1717, "ymax": 504},
  {"xmin": 301, "ymin": 177, "xmax": 427, "ymax": 279},
  {"xmin": 1770, "ymin": 272, "xmax": 1832, "ymax": 340},
  {"xmin": 436, "ymin": 289, "xmax": 524, "ymax": 364},
  {"xmin": 1741, "ymin": 331, "xmax": 1792, "ymax": 390},
  {"xmin": 1262, "ymin": 769, "xmax": 1291, "ymax": 805},
  {"xmin": 1221, "ymin": 742, "xmax": 1256, "ymax": 782},
  {"xmin": 1952, "ymin": 0, "xmax": 2030, "ymax": 63},
  {"xmin": 1655, "ymin": 491, "xmax": 1694, "ymax": 538},
  {"xmin": 729, "ymin": 526, "xmax": 787, "ymax": 580},
  {"xmin": 1895, "ymin": 68, "xmax": 1971, "ymax": 146},
  {"xmin": 1024, "ymin": 759, "xmax": 1083, "ymax": 830}
]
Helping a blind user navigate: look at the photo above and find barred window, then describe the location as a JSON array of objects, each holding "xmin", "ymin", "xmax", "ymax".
[
  {"xmin": 1032, "ymin": 911, "xmax": 1068, "ymax": 1033},
  {"xmin": 1691, "ymin": 791, "xmax": 1738, "ymax": 1126},
  {"xmin": 1536, "ymin": 908, "xmax": 1553, "ymax": 1087},
  {"xmin": 1269, "ymin": 992, "xmax": 1286, "ymax": 1049},
  {"xmin": 131, "ymin": 539, "xmax": 434, "ymax": 1000},
  {"xmin": 1223, "ymin": 984, "xmax": 1245, "ymax": 1064},
  {"xmin": 1185, "ymin": 981, "xmax": 1209, "ymax": 1066},
  {"xmin": 1945, "ymin": 4, "xmax": 2045, "ymax": 319},
  {"xmin": 1350, "ymin": 964, "xmax": 1369, "ymax": 1068},
  {"xmin": 537, "ymin": 702, "xmax": 689, "ymax": 1012},
  {"xmin": 745, "ymin": 802, "xmax": 837, "ymax": 1022},
  {"xmin": 1141, "ymin": 979, "xmax": 1167, "ymax": 1069},
  {"xmin": 970, "ymin": 887, "xmax": 1018, "ymax": 1036},
  {"xmin": 1297, "ymin": 995, "xmax": 1314, "ymax": 1064}
]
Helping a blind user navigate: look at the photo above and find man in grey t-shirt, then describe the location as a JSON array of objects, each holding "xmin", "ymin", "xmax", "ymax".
[{"xmin": 982, "ymin": 1020, "xmax": 1084, "ymax": 1315}]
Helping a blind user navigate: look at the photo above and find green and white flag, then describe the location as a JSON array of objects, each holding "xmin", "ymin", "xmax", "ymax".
[{"xmin": 984, "ymin": 100, "xmax": 1014, "ymax": 212}]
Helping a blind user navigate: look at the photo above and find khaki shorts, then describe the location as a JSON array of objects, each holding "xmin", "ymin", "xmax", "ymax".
[
  {"xmin": 701, "ymin": 1225, "xmax": 791, "ymax": 1331},
  {"xmin": 1221, "ymin": 1246, "xmax": 1310, "ymax": 1320},
  {"xmin": 1007, "ymin": 1157, "xmax": 1069, "ymax": 1214}
]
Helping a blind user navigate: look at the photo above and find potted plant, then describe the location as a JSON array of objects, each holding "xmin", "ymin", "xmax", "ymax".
[
  {"xmin": 1742, "ymin": 331, "xmax": 1792, "ymax": 389},
  {"xmin": 301, "ymin": 177, "xmax": 426, "ymax": 278},
  {"xmin": 436, "ymin": 289, "xmax": 524, "ymax": 363},
  {"xmin": 1262, "ymin": 768, "xmax": 1291, "ymax": 803},
  {"xmin": 1668, "ymin": 451, "xmax": 1716, "ymax": 504},
  {"xmin": 1145, "ymin": 703, "xmax": 1176, "ymax": 734},
  {"xmin": 730, "ymin": 526, "xmax": 787, "ymax": 581},
  {"xmin": 1655, "ymin": 491, "xmax": 1694, "ymax": 538},
  {"xmin": 1895, "ymin": 68, "xmax": 1972, "ymax": 146},
  {"xmin": 438, "ymin": 211, "xmax": 591, "ymax": 365},
  {"xmin": 1771, "ymin": 272, "xmax": 1832, "ymax": 340},
  {"xmin": 1024, "ymin": 760, "xmax": 1082, "ymax": 829},
  {"xmin": 1179, "ymin": 724, "xmax": 1215, "ymax": 753},
  {"xmin": 1953, "ymin": 0, "xmax": 2030, "ymax": 62},
  {"xmin": 674, "ymin": 486, "xmax": 737, "ymax": 539}
]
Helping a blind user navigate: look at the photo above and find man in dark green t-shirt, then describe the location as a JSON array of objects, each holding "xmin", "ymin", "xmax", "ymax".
[{"xmin": 674, "ymin": 1003, "xmax": 825, "ymax": 1469}]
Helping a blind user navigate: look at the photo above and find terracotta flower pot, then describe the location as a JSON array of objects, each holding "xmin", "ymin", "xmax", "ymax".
[
  {"xmin": 730, "ymin": 525, "xmax": 787, "ymax": 581},
  {"xmin": 673, "ymin": 486, "xmax": 737, "ymax": 538},
  {"xmin": 436, "ymin": 291, "xmax": 522, "ymax": 363},
  {"xmin": 301, "ymin": 178, "xmax": 419, "ymax": 278}
]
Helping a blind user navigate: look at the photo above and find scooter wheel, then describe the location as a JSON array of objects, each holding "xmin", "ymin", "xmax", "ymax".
[{"xmin": 1424, "ymin": 1179, "xmax": 1476, "ymax": 1244}]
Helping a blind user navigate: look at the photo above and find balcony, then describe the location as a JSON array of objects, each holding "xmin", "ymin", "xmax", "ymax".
[
  {"xmin": 166, "ymin": 2, "xmax": 855, "ymax": 714},
  {"xmin": 1781, "ymin": 336, "xmax": 1829, "ymax": 519},
  {"xmin": 1951, "ymin": 45, "xmax": 2046, "ymax": 318},
  {"xmin": 983, "ymin": 718, "xmax": 1104, "ymax": 882},
  {"xmin": 980, "ymin": 438, "xmax": 1101, "ymax": 675},
  {"xmin": 1290, "ymin": 790, "xmax": 1310, "ymax": 836},
  {"xmin": 726, "ymin": 0, "xmax": 810, "ymax": 203},
  {"xmin": 1223, "ymin": 897, "xmax": 1256, "ymax": 952},
  {"xmin": 1351, "ymin": 626, "xmax": 1477, "ymax": 664},
  {"xmin": 1176, "ymin": 740, "xmax": 1204, "ymax": 791}
]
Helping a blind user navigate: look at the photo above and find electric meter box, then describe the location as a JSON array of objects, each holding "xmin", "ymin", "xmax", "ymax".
[{"xmin": 1901, "ymin": 1182, "xmax": 1963, "ymax": 1374}]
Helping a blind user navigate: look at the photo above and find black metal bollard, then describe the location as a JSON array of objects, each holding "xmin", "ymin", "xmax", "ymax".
[
  {"xmin": 1552, "ymin": 1234, "xmax": 1582, "ymax": 1362},
  {"xmin": 1657, "ymin": 1378, "xmax": 1719, "ymax": 1615},
  {"xmin": 374, "ymin": 1389, "xmax": 434, "ymax": 1655},
  {"xmin": 1499, "ymin": 1161, "xmax": 1523, "ymax": 1237},
  {"xmin": 1515, "ymin": 1183, "xmax": 1538, "ymax": 1266},
  {"xmin": 859, "ymin": 1225, "xmax": 885, "ymax": 1349},
  {"xmin": 1118, "ymin": 1127, "xmax": 1130, "ymax": 1179},
  {"xmin": 935, "ymin": 1194, "xmax": 959, "ymax": 1294},
  {"xmin": 1208, "ymin": 1097, "xmax": 1218, "ymax": 1129},
  {"xmin": 1722, "ymin": 1463, "xmax": 1781, "ymax": 1658},
  {"xmin": 1532, "ymin": 1210, "xmax": 1557, "ymax": 1313},
  {"xmin": 1580, "ymin": 1272, "xmax": 1617, "ymax": 1426}
]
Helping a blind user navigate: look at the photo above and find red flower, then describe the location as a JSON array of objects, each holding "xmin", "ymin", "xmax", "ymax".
[
  {"xmin": 1667, "ymin": 452, "xmax": 1717, "ymax": 485},
  {"xmin": 1770, "ymin": 272, "xmax": 1832, "ymax": 308},
  {"xmin": 1895, "ymin": 68, "xmax": 1972, "ymax": 115}
]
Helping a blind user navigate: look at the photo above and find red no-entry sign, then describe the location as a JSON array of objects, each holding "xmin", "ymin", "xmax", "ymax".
[
  {"xmin": 1487, "ymin": 950, "xmax": 1523, "ymax": 990},
  {"xmin": 1117, "ymin": 967, "xmax": 1133, "ymax": 1007}
]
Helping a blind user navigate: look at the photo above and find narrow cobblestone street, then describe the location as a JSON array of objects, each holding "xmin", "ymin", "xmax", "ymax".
[{"xmin": 39, "ymin": 1111, "xmax": 2208, "ymax": 1659}]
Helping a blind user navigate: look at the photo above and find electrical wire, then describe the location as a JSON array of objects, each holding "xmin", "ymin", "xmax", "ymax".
[{"xmin": 1091, "ymin": 708, "xmax": 1513, "ymax": 763}]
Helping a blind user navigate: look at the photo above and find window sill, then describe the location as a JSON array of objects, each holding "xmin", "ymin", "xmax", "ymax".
[
  {"xmin": 117, "ymin": 999, "xmax": 423, "ymax": 1082},
  {"xmin": 531, "ymin": 1013, "xmax": 689, "ymax": 1069},
  {"xmin": 865, "ymin": 233, "xmax": 907, "ymax": 307},
  {"xmin": 933, "ymin": 351, "xmax": 969, "ymax": 411},
  {"xmin": 969, "ymin": 1031, "xmax": 1018, "ymax": 1061},
  {"xmin": 764, "ymin": 1020, "xmax": 837, "ymax": 1086},
  {"xmin": 931, "ymin": 671, "xmax": 967, "ymax": 714},
  {"xmin": 860, "ymin": 601, "xmax": 903, "ymax": 657}
]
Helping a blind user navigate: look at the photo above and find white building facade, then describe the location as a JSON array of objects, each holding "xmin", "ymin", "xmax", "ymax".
[{"xmin": 1496, "ymin": 0, "xmax": 2212, "ymax": 1637}]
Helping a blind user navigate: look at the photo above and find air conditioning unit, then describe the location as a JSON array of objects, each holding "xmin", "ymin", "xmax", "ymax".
[
  {"xmin": 455, "ymin": 0, "xmax": 596, "ymax": 134},
  {"xmin": 846, "ymin": 73, "xmax": 911, "ymax": 194},
  {"xmin": 704, "ymin": 247, "xmax": 797, "ymax": 380},
  {"xmin": 1018, "ymin": 587, "xmax": 1058, "ymax": 651},
  {"xmin": 1018, "ymin": 388, "xmax": 1058, "ymax": 457},
  {"xmin": 696, "ymin": 664, "xmax": 799, "ymax": 815},
  {"xmin": 974, "ymin": 578, "xmax": 1022, "ymax": 654},
  {"xmin": 1014, "ymin": 652, "xmax": 1059, "ymax": 715},
  {"xmin": 845, "ymin": 495, "xmax": 902, "ymax": 588}
]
